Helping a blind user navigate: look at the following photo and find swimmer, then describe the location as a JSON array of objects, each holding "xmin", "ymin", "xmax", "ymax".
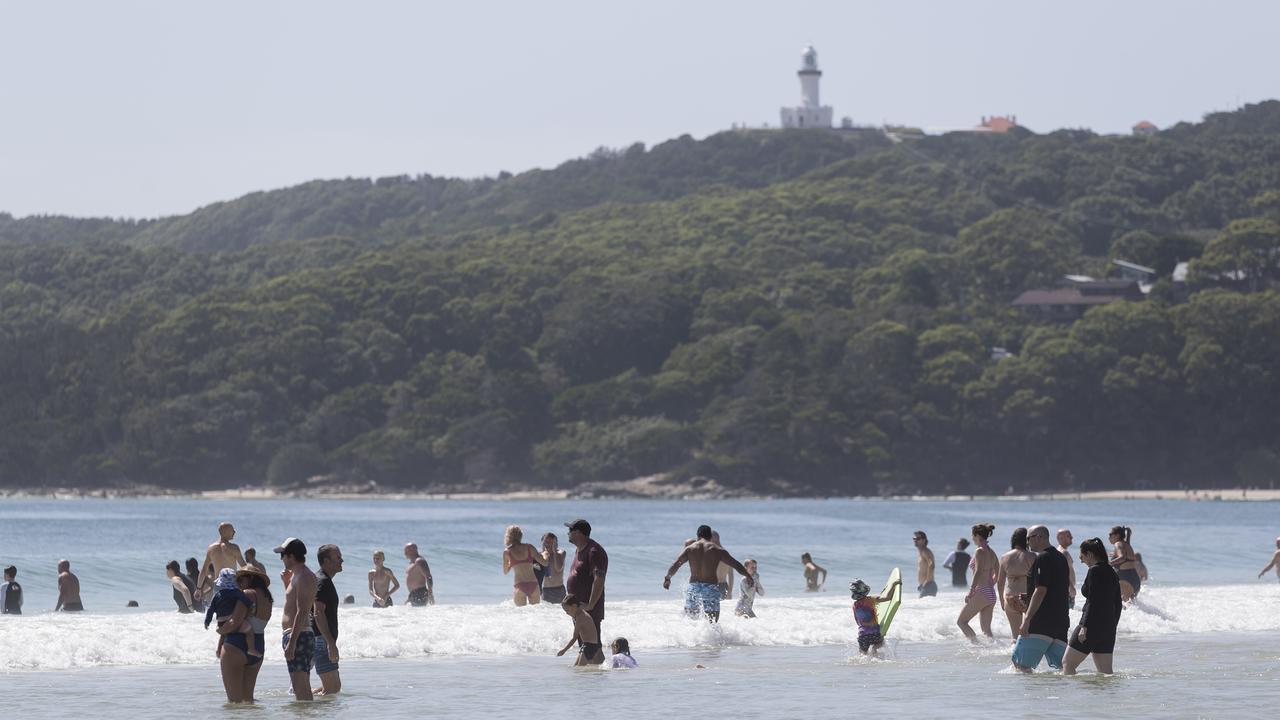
[
  {"xmin": 1108, "ymin": 526, "xmax": 1141, "ymax": 601},
  {"xmin": 943, "ymin": 538, "xmax": 971, "ymax": 588},
  {"xmin": 1063, "ymin": 538, "xmax": 1124, "ymax": 675},
  {"xmin": 1057, "ymin": 529, "xmax": 1077, "ymax": 609},
  {"xmin": 801, "ymin": 552, "xmax": 827, "ymax": 592},
  {"xmin": 913, "ymin": 531, "xmax": 937, "ymax": 597},
  {"xmin": 539, "ymin": 532, "xmax": 567, "ymax": 603},
  {"xmin": 957, "ymin": 523, "xmax": 997, "ymax": 642},
  {"xmin": 735, "ymin": 558, "xmax": 763, "ymax": 618},
  {"xmin": 1, "ymin": 566, "xmax": 22, "ymax": 614},
  {"xmin": 242, "ymin": 547, "xmax": 266, "ymax": 574},
  {"xmin": 404, "ymin": 542, "xmax": 435, "ymax": 606},
  {"xmin": 851, "ymin": 576, "xmax": 901, "ymax": 656},
  {"xmin": 663, "ymin": 525, "xmax": 753, "ymax": 622},
  {"xmin": 711, "ymin": 531, "xmax": 733, "ymax": 599},
  {"xmin": 205, "ymin": 568, "xmax": 259, "ymax": 659},
  {"xmin": 55, "ymin": 559, "xmax": 83, "ymax": 612},
  {"xmin": 198, "ymin": 523, "xmax": 245, "ymax": 601},
  {"xmin": 998, "ymin": 527, "xmax": 1036, "ymax": 639},
  {"xmin": 503, "ymin": 525, "xmax": 542, "ymax": 606},
  {"xmin": 1259, "ymin": 537, "xmax": 1280, "ymax": 583},
  {"xmin": 556, "ymin": 595, "xmax": 605, "ymax": 666},
  {"xmin": 610, "ymin": 637, "xmax": 637, "ymax": 668},
  {"xmin": 275, "ymin": 537, "xmax": 317, "ymax": 701},
  {"xmin": 368, "ymin": 550, "xmax": 400, "ymax": 607}
]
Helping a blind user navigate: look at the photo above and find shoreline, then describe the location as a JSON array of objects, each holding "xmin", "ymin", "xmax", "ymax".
[{"xmin": 1, "ymin": 486, "xmax": 1277, "ymax": 502}]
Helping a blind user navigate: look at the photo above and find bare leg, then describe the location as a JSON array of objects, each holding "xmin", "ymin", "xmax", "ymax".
[
  {"xmin": 956, "ymin": 595, "xmax": 992, "ymax": 642},
  {"xmin": 219, "ymin": 647, "xmax": 247, "ymax": 702},
  {"xmin": 1092, "ymin": 653, "xmax": 1114, "ymax": 674},
  {"xmin": 1003, "ymin": 605, "xmax": 1023, "ymax": 640},
  {"xmin": 315, "ymin": 670, "xmax": 341, "ymax": 696},
  {"xmin": 242, "ymin": 661, "xmax": 262, "ymax": 703},
  {"xmin": 529, "ymin": 586, "xmax": 541, "ymax": 605},
  {"xmin": 979, "ymin": 605, "xmax": 995, "ymax": 638},
  {"xmin": 289, "ymin": 671, "xmax": 313, "ymax": 701},
  {"xmin": 513, "ymin": 588, "xmax": 527, "ymax": 607},
  {"xmin": 1118, "ymin": 580, "xmax": 1134, "ymax": 603},
  {"xmin": 1062, "ymin": 647, "xmax": 1086, "ymax": 675}
]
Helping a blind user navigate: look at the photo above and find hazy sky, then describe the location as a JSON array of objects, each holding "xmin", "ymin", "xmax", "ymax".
[{"xmin": 2, "ymin": 1, "xmax": 1275, "ymax": 219}]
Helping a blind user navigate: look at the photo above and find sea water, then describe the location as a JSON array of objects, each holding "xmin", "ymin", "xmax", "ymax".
[{"xmin": 1, "ymin": 497, "xmax": 1278, "ymax": 718}]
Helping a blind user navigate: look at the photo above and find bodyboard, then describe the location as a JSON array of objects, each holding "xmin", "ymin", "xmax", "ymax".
[{"xmin": 878, "ymin": 567, "xmax": 903, "ymax": 637}]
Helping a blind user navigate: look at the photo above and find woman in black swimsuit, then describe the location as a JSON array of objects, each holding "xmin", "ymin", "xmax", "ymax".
[
  {"xmin": 1109, "ymin": 525, "xmax": 1141, "ymax": 601},
  {"xmin": 216, "ymin": 568, "xmax": 273, "ymax": 703},
  {"xmin": 1064, "ymin": 538, "xmax": 1123, "ymax": 674}
]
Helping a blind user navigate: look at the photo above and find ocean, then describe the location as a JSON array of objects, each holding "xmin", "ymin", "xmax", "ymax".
[{"xmin": 1, "ymin": 496, "xmax": 1277, "ymax": 718}]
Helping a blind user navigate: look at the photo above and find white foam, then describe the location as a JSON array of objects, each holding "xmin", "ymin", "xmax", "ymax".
[{"xmin": 1, "ymin": 584, "xmax": 1275, "ymax": 670}]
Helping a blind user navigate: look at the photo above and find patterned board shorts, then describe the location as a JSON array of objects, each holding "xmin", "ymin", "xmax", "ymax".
[
  {"xmin": 684, "ymin": 582, "xmax": 721, "ymax": 617},
  {"xmin": 282, "ymin": 630, "xmax": 315, "ymax": 674}
]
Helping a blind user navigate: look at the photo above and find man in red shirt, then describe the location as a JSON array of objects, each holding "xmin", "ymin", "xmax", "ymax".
[{"xmin": 565, "ymin": 518, "xmax": 607, "ymax": 637}]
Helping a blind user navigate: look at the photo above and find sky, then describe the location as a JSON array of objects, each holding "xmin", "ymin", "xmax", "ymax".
[{"xmin": 1, "ymin": 0, "xmax": 1276, "ymax": 219}]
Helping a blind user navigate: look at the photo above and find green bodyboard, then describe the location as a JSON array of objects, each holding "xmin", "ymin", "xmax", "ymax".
[{"xmin": 878, "ymin": 567, "xmax": 903, "ymax": 637}]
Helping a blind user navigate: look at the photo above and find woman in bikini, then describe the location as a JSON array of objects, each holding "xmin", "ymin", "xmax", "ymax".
[
  {"xmin": 956, "ymin": 523, "xmax": 997, "ymax": 642},
  {"xmin": 216, "ymin": 567, "xmax": 272, "ymax": 704},
  {"xmin": 997, "ymin": 526, "xmax": 1036, "ymax": 641},
  {"xmin": 1109, "ymin": 525, "xmax": 1141, "ymax": 601},
  {"xmin": 540, "ymin": 532, "xmax": 567, "ymax": 603},
  {"xmin": 503, "ymin": 525, "xmax": 542, "ymax": 606}
]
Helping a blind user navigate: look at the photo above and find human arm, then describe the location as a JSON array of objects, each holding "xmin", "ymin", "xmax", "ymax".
[
  {"xmin": 1260, "ymin": 552, "xmax": 1279, "ymax": 578},
  {"xmin": 314, "ymin": 597, "xmax": 338, "ymax": 661},
  {"xmin": 388, "ymin": 569, "xmax": 400, "ymax": 596},
  {"xmin": 722, "ymin": 553, "xmax": 752, "ymax": 579},
  {"xmin": 816, "ymin": 564, "xmax": 827, "ymax": 588},
  {"xmin": 996, "ymin": 558, "xmax": 1007, "ymax": 608},
  {"xmin": 368, "ymin": 571, "xmax": 380, "ymax": 603},
  {"xmin": 55, "ymin": 574, "xmax": 66, "ymax": 611},
  {"xmin": 587, "ymin": 546, "xmax": 606, "ymax": 611},
  {"xmin": 943, "ymin": 551, "xmax": 956, "ymax": 570},
  {"xmin": 502, "ymin": 548, "xmax": 512, "ymax": 575},
  {"xmin": 556, "ymin": 633, "xmax": 578, "ymax": 657},
  {"xmin": 216, "ymin": 591, "xmax": 252, "ymax": 635},
  {"xmin": 663, "ymin": 547, "xmax": 691, "ymax": 589},
  {"xmin": 420, "ymin": 558, "xmax": 434, "ymax": 591},
  {"xmin": 1018, "ymin": 585, "xmax": 1046, "ymax": 637},
  {"xmin": 875, "ymin": 578, "xmax": 903, "ymax": 603}
]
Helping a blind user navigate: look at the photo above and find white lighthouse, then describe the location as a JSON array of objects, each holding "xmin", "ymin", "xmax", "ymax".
[{"xmin": 780, "ymin": 45, "xmax": 833, "ymax": 129}]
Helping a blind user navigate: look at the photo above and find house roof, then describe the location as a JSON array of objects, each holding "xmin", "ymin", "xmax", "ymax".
[
  {"xmin": 977, "ymin": 116, "xmax": 1017, "ymax": 133},
  {"xmin": 1133, "ymin": 120, "xmax": 1157, "ymax": 130},
  {"xmin": 1012, "ymin": 288, "xmax": 1123, "ymax": 306},
  {"xmin": 1111, "ymin": 258, "xmax": 1156, "ymax": 275}
]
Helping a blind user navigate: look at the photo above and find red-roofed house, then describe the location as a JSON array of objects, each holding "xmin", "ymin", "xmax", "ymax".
[
  {"xmin": 976, "ymin": 115, "xmax": 1018, "ymax": 133},
  {"xmin": 1132, "ymin": 120, "xmax": 1158, "ymax": 136}
]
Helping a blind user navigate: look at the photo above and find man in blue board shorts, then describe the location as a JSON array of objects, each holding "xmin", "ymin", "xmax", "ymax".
[{"xmin": 1012, "ymin": 525, "xmax": 1070, "ymax": 672}]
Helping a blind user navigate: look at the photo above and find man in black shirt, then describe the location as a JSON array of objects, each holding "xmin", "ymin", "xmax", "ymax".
[
  {"xmin": 312, "ymin": 544, "xmax": 344, "ymax": 695},
  {"xmin": 1012, "ymin": 525, "xmax": 1070, "ymax": 672}
]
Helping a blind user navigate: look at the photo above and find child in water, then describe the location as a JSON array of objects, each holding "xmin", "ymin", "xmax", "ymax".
[
  {"xmin": 735, "ymin": 558, "xmax": 764, "ymax": 618},
  {"xmin": 850, "ymin": 576, "xmax": 901, "ymax": 656},
  {"xmin": 556, "ymin": 595, "xmax": 605, "ymax": 666},
  {"xmin": 610, "ymin": 637, "xmax": 637, "ymax": 668},
  {"xmin": 204, "ymin": 568, "xmax": 260, "ymax": 657}
]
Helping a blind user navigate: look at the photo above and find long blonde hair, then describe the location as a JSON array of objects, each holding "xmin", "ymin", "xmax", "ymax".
[{"xmin": 505, "ymin": 525, "xmax": 523, "ymax": 547}]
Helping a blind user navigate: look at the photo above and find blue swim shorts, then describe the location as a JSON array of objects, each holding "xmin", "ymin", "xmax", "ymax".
[
  {"xmin": 314, "ymin": 633, "xmax": 339, "ymax": 675},
  {"xmin": 282, "ymin": 630, "xmax": 315, "ymax": 674},
  {"xmin": 684, "ymin": 582, "xmax": 721, "ymax": 617},
  {"xmin": 1012, "ymin": 634, "xmax": 1067, "ymax": 671}
]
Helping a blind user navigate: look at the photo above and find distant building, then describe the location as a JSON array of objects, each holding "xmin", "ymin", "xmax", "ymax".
[
  {"xmin": 780, "ymin": 45, "xmax": 833, "ymax": 129},
  {"xmin": 975, "ymin": 115, "xmax": 1018, "ymax": 133},
  {"xmin": 1111, "ymin": 258, "xmax": 1157, "ymax": 283},
  {"xmin": 1132, "ymin": 120, "xmax": 1158, "ymax": 136},
  {"xmin": 1012, "ymin": 278, "xmax": 1145, "ymax": 321}
]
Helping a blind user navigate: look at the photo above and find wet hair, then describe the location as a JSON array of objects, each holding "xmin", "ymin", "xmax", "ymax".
[
  {"xmin": 957, "ymin": 538, "xmax": 971, "ymax": 550},
  {"xmin": 1110, "ymin": 525, "xmax": 1131, "ymax": 542},
  {"xmin": 696, "ymin": 525, "xmax": 713, "ymax": 540},
  {"xmin": 561, "ymin": 594, "xmax": 581, "ymax": 608},
  {"xmin": 1010, "ymin": 527, "xmax": 1028, "ymax": 550},
  {"xmin": 505, "ymin": 525, "xmax": 523, "ymax": 546},
  {"xmin": 542, "ymin": 532, "xmax": 558, "ymax": 546},
  {"xmin": 971, "ymin": 523, "xmax": 995, "ymax": 540},
  {"xmin": 166, "ymin": 560, "xmax": 181, "ymax": 575},
  {"xmin": 373, "ymin": 549, "xmax": 385, "ymax": 560},
  {"xmin": 1079, "ymin": 538, "xmax": 1107, "ymax": 564},
  {"xmin": 4, "ymin": 565, "xmax": 15, "ymax": 578},
  {"xmin": 317, "ymin": 544, "xmax": 339, "ymax": 565},
  {"xmin": 244, "ymin": 547, "xmax": 256, "ymax": 558},
  {"xmin": 185, "ymin": 557, "xmax": 200, "ymax": 574},
  {"xmin": 612, "ymin": 637, "xmax": 631, "ymax": 656},
  {"xmin": 744, "ymin": 557, "xmax": 757, "ymax": 566},
  {"xmin": 801, "ymin": 552, "xmax": 812, "ymax": 562},
  {"xmin": 58, "ymin": 559, "xmax": 71, "ymax": 571}
]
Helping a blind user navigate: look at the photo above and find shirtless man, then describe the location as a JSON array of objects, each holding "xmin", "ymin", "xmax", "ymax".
[
  {"xmin": 1259, "ymin": 537, "xmax": 1280, "ymax": 583},
  {"xmin": 198, "ymin": 523, "xmax": 245, "ymax": 600},
  {"xmin": 663, "ymin": 525, "xmax": 753, "ymax": 622},
  {"xmin": 711, "ymin": 531, "xmax": 733, "ymax": 599},
  {"xmin": 368, "ymin": 550, "xmax": 400, "ymax": 607},
  {"xmin": 242, "ymin": 547, "xmax": 266, "ymax": 574},
  {"xmin": 274, "ymin": 537, "xmax": 316, "ymax": 701},
  {"xmin": 1057, "ymin": 528, "xmax": 1077, "ymax": 608},
  {"xmin": 55, "ymin": 559, "xmax": 83, "ymax": 611},
  {"xmin": 404, "ymin": 543, "xmax": 434, "ymax": 606},
  {"xmin": 913, "ymin": 531, "xmax": 937, "ymax": 597}
]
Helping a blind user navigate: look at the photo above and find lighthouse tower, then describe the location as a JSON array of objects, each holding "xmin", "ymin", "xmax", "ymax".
[{"xmin": 780, "ymin": 45, "xmax": 833, "ymax": 129}]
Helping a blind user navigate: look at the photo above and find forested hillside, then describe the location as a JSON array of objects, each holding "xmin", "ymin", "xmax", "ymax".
[{"xmin": 3, "ymin": 102, "xmax": 1280, "ymax": 494}]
